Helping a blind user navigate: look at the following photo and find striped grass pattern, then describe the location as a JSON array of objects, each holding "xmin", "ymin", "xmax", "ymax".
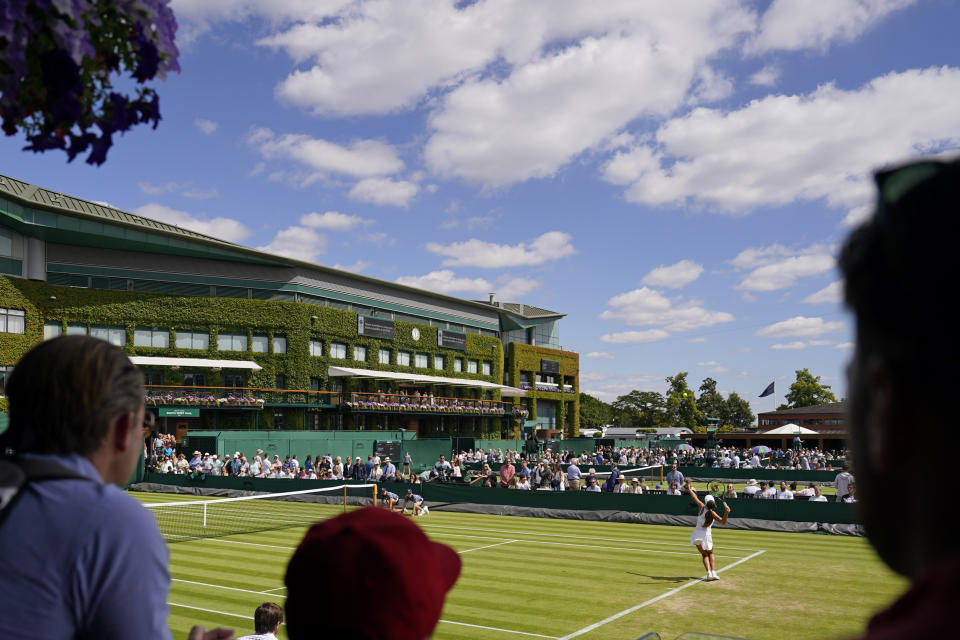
[{"xmin": 134, "ymin": 491, "xmax": 905, "ymax": 640}]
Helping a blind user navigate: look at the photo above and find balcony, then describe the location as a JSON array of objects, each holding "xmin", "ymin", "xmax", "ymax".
[
  {"xmin": 144, "ymin": 385, "xmax": 339, "ymax": 409},
  {"xmin": 143, "ymin": 385, "xmax": 525, "ymax": 417}
]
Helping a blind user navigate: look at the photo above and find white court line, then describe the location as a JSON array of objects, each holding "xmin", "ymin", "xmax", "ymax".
[
  {"xmin": 172, "ymin": 591, "xmax": 552, "ymax": 638},
  {"xmin": 457, "ymin": 540, "xmax": 517, "ymax": 554},
  {"xmin": 260, "ymin": 586, "xmax": 287, "ymax": 594},
  {"xmin": 419, "ymin": 523, "xmax": 761, "ymax": 552},
  {"xmin": 171, "ymin": 578, "xmax": 275, "ymax": 596},
  {"xmin": 557, "ymin": 549, "xmax": 767, "ymax": 640},
  {"xmin": 437, "ymin": 619, "xmax": 559, "ymax": 638}
]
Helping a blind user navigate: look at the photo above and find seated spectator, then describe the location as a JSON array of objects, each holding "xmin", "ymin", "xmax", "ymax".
[
  {"xmin": 776, "ymin": 480, "xmax": 794, "ymax": 500},
  {"xmin": 723, "ymin": 483, "xmax": 737, "ymax": 499},
  {"xmin": 237, "ymin": 602, "xmax": 283, "ymax": 640},
  {"xmin": 742, "ymin": 479, "xmax": 761, "ymax": 498},
  {"xmin": 795, "ymin": 483, "xmax": 817, "ymax": 498},
  {"xmin": 584, "ymin": 476, "xmax": 601, "ymax": 492},
  {"xmin": 843, "ymin": 483, "xmax": 858, "ymax": 503},
  {"xmin": 517, "ymin": 476, "xmax": 531, "ymax": 490},
  {"xmin": 284, "ymin": 508, "xmax": 460, "ymax": 640},
  {"xmin": 809, "ymin": 485, "xmax": 828, "ymax": 502},
  {"xmin": 761, "ymin": 482, "xmax": 777, "ymax": 499}
]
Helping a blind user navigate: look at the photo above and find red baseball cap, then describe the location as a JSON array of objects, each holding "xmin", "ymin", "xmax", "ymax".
[{"xmin": 285, "ymin": 507, "xmax": 461, "ymax": 639}]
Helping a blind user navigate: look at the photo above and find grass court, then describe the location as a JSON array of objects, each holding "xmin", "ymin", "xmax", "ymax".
[{"xmin": 135, "ymin": 491, "xmax": 904, "ymax": 640}]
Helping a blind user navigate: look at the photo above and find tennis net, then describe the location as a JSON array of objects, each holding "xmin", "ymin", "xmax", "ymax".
[
  {"xmin": 594, "ymin": 464, "xmax": 664, "ymax": 487},
  {"xmin": 145, "ymin": 483, "xmax": 377, "ymax": 542}
]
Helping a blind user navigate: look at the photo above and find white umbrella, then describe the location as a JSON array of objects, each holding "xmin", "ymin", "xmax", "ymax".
[{"xmin": 763, "ymin": 423, "xmax": 818, "ymax": 435}]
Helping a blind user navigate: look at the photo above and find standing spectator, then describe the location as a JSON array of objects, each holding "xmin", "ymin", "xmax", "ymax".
[
  {"xmin": 498, "ymin": 458, "xmax": 516, "ymax": 488},
  {"xmin": 665, "ymin": 463, "xmax": 684, "ymax": 490},
  {"xmin": 566, "ymin": 458, "xmax": 582, "ymax": 491},
  {"xmin": 237, "ymin": 602, "xmax": 283, "ymax": 640},
  {"xmin": 835, "ymin": 462, "xmax": 854, "ymax": 502},
  {"xmin": 749, "ymin": 452, "xmax": 760, "ymax": 468},
  {"xmin": 352, "ymin": 457, "xmax": 366, "ymax": 481},
  {"xmin": 402, "ymin": 450, "xmax": 413, "ymax": 476}
]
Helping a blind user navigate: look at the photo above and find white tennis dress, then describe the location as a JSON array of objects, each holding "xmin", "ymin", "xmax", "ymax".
[{"xmin": 690, "ymin": 507, "xmax": 713, "ymax": 551}]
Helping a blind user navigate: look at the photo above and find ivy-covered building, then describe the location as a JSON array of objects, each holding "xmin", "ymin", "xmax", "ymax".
[{"xmin": 0, "ymin": 173, "xmax": 578, "ymax": 439}]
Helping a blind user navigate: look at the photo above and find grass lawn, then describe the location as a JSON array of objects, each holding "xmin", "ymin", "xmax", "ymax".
[{"xmin": 135, "ymin": 491, "xmax": 903, "ymax": 640}]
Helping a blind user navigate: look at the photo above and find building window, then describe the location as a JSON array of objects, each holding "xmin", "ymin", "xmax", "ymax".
[
  {"xmin": 43, "ymin": 321, "xmax": 62, "ymax": 340},
  {"xmin": 310, "ymin": 377, "xmax": 322, "ymax": 392},
  {"xmin": 0, "ymin": 365, "xmax": 13, "ymax": 395},
  {"xmin": 141, "ymin": 369, "xmax": 163, "ymax": 386},
  {"xmin": 273, "ymin": 335, "xmax": 287, "ymax": 354},
  {"xmin": 354, "ymin": 345, "xmax": 367, "ymax": 362},
  {"xmin": 331, "ymin": 379, "xmax": 343, "ymax": 393},
  {"xmin": 482, "ymin": 361, "xmax": 492, "ymax": 376},
  {"xmin": 0, "ymin": 308, "xmax": 24, "ymax": 334},
  {"xmin": 330, "ymin": 343, "xmax": 347, "ymax": 359},
  {"xmin": 223, "ymin": 372, "xmax": 245, "ymax": 387},
  {"xmin": 467, "ymin": 359, "xmax": 478, "ymax": 374},
  {"xmin": 397, "ymin": 351, "xmax": 411, "ymax": 366},
  {"xmin": 454, "ymin": 358, "xmax": 463, "ymax": 372},
  {"xmin": 415, "ymin": 353, "xmax": 428, "ymax": 368},
  {"xmin": 134, "ymin": 327, "xmax": 169, "ymax": 348},
  {"xmin": 219, "ymin": 332, "xmax": 247, "ymax": 352},
  {"xmin": 90, "ymin": 325, "xmax": 126, "ymax": 346},
  {"xmin": 66, "ymin": 322, "xmax": 86, "ymax": 336},
  {"xmin": 310, "ymin": 339, "xmax": 323, "ymax": 356},
  {"xmin": 176, "ymin": 330, "xmax": 209, "ymax": 350},
  {"xmin": 182, "ymin": 371, "xmax": 206, "ymax": 386},
  {"xmin": 379, "ymin": 348, "xmax": 391, "ymax": 364},
  {"xmin": 434, "ymin": 355, "xmax": 444, "ymax": 370},
  {"xmin": 252, "ymin": 334, "xmax": 268, "ymax": 353},
  {"xmin": 275, "ymin": 374, "xmax": 287, "ymax": 389}
]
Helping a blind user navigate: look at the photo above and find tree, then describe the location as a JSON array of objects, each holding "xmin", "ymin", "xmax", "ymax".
[
  {"xmin": 778, "ymin": 368, "xmax": 837, "ymax": 410},
  {"xmin": 665, "ymin": 372, "xmax": 703, "ymax": 431},
  {"xmin": 578, "ymin": 393, "xmax": 613, "ymax": 429},
  {"xmin": 697, "ymin": 377, "xmax": 725, "ymax": 425},
  {"xmin": 724, "ymin": 392, "xmax": 755, "ymax": 430},
  {"xmin": 611, "ymin": 390, "xmax": 666, "ymax": 429},
  {"xmin": 0, "ymin": 1, "xmax": 179, "ymax": 164}
]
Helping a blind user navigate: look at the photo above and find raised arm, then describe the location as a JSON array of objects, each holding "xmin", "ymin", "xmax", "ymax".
[
  {"xmin": 715, "ymin": 501, "xmax": 731, "ymax": 525},
  {"xmin": 687, "ymin": 481, "xmax": 704, "ymax": 509}
]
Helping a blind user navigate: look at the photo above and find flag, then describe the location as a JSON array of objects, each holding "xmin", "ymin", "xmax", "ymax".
[{"xmin": 759, "ymin": 381, "xmax": 775, "ymax": 398}]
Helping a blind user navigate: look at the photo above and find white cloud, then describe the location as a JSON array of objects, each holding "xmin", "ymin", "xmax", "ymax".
[
  {"xmin": 603, "ymin": 67, "xmax": 960, "ymax": 220},
  {"xmin": 332, "ymin": 260, "xmax": 370, "ymax": 273},
  {"xmin": 171, "ymin": 0, "xmax": 353, "ymax": 41},
  {"xmin": 348, "ymin": 178, "xmax": 419, "ymax": 207},
  {"xmin": 731, "ymin": 243, "xmax": 836, "ymax": 292},
  {"xmin": 745, "ymin": 0, "xmax": 916, "ymax": 55},
  {"xmin": 756, "ymin": 316, "xmax": 846, "ymax": 339},
  {"xmin": 395, "ymin": 270, "xmax": 491, "ymax": 295},
  {"xmin": 194, "ymin": 118, "xmax": 219, "ymax": 135},
  {"xmin": 248, "ymin": 128, "xmax": 405, "ymax": 180},
  {"xmin": 257, "ymin": 226, "xmax": 327, "ymax": 263},
  {"xmin": 771, "ymin": 341, "xmax": 808, "ymax": 350},
  {"xmin": 708, "ymin": 366, "xmax": 730, "ymax": 374},
  {"xmin": 642, "ymin": 259, "xmax": 703, "ymax": 289},
  {"xmin": 138, "ymin": 181, "xmax": 184, "ymax": 195},
  {"xmin": 600, "ymin": 329, "xmax": 671, "ymax": 344},
  {"xmin": 300, "ymin": 211, "xmax": 370, "ymax": 231},
  {"xmin": 495, "ymin": 277, "xmax": 540, "ymax": 300},
  {"xmin": 183, "ymin": 188, "xmax": 219, "ymax": 200},
  {"xmin": 600, "ymin": 287, "xmax": 735, "ymax": 333},
  {"xmin": 804, "ymin": 281, "xmax": 844, "ymax": 304},
  {"xmin": 749, "ymin": 64, "xmax": 780, "ymax": 87},
  {"xmin": 687, "ymin": 337, "xmax": 707, "ymax": 343},
  {"xmin": 133, "ymin": 203, "xmax": 251, "ymax": 243},
  {"xmin": 426, "ymin": 231, "xmax": 575, "ymax": 268},
  {"xmin": 836, "ymin": 342, "xmax": 855, "ymax": 350},
  {"xmin": 585, "ymin": 352, "xmax": 616, "ymax": 360},
  {"xmin": 697, "ymin": 361, "xmax": 721, "ymax": 367}
]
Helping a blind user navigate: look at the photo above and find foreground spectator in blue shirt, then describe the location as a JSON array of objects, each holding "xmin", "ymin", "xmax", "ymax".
[{"xmin": 0, "ymin": 336, "xmax": 230, "ymax": 640}]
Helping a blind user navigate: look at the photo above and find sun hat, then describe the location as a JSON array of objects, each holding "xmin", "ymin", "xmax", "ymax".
[
  {"xmin": 285, "ymin": 508, "xmax": 460, "ymax": 640},
  {"xmin": 747, "ymin": 479, "xmax": 758, "ymax": 486}
]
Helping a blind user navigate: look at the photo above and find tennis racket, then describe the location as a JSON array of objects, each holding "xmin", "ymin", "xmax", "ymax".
[{"xmin": 707, "ymin": 481, "xmax": 729, "ymax": 511}]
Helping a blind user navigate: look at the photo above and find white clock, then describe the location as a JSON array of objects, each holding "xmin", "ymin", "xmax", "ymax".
[{"xmin": 411, "ymin": 328, "xmax": 420, "ymax": 341}]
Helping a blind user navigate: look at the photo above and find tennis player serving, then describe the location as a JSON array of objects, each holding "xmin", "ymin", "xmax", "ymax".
[{"xmin": 687, "ymin": 480, "xmax": 730, "ymax": 581}]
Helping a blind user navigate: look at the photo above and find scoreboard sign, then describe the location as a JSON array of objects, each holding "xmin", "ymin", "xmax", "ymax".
[
  {"xmin": 358, "ymin": 315, "xmax": 395, "ymax": 339},
  {"xmin": 437, "ymin": 329, "xmax": 467, "ymax": 350},
  {"xmin": 540, "ymin": 359, "xmax": 560, "ymax": 374}
]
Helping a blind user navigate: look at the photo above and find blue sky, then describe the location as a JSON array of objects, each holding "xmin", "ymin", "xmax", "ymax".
[{"xmin": 4, "ymin": 0, "xmax": 960, "ymax": 417}]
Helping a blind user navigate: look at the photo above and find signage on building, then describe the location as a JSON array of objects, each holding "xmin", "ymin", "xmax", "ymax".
[
  {"xmin": 437, "ymin": 329, "xmax": 466, "ymax": 350},
  {"xmin": 358, "ymin": 315, "xmax": 395, "ymax": 339},
  {"xmin": 159, "ymin": 407, "xmax": 199, "ymax": 418},
  {"xmin": 375, "ymin": 440, "xmax": 402, "ymax": 461},
  {"xmin": 541, "ymin": 358, "xmax": 560, "ymax": 374}
]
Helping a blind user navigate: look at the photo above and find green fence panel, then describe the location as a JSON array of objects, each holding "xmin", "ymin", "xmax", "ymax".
[
  {"xmin": 0, "ymin": 413, "xmax": 8, "ymax": 436},
  {"xmin": 404, "ymin": 438, "xmax": 453, "ymax": 472}
]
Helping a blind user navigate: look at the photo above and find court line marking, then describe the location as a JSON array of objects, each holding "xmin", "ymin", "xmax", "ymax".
[
  {"xmin": 457, "ymin": 539, "xmax": 518, "ymax": 554},
  {"xmin": 171, "ymin": 597, "xmax": 555, "ymax": 638},
  {"xmin": 260, "ymin": 586, "xmax": 287, "ymax": 594},
  {"xmin": 419, "ymin": 522, "xmax": 762, "ymax": 552},
  {"xmin": 187, "ymin": 532, "xmax": 750, "ymax": 560},
  {"xmin": 556, "ymin": 549, "xmax": 767, "ymax": 640},
  {"xmin": 171, "ymin": 578, "xmax": 277, "ymax": 596},
  {"xmin": 437, "ymin": 619, "xmax": 559, "ymax": 638}
]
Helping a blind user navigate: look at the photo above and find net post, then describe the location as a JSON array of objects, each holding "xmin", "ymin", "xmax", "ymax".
[
  {"xmin": 203, "ymin": 503, "xmax": 207, "ymax": 529},
  {"xmin": 343, "ymin": 485, "xmax": 347, "ymax": 514},
  {"xmin": 373, "ymin": 484, "xmax": 377, "ymax": 506}
]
